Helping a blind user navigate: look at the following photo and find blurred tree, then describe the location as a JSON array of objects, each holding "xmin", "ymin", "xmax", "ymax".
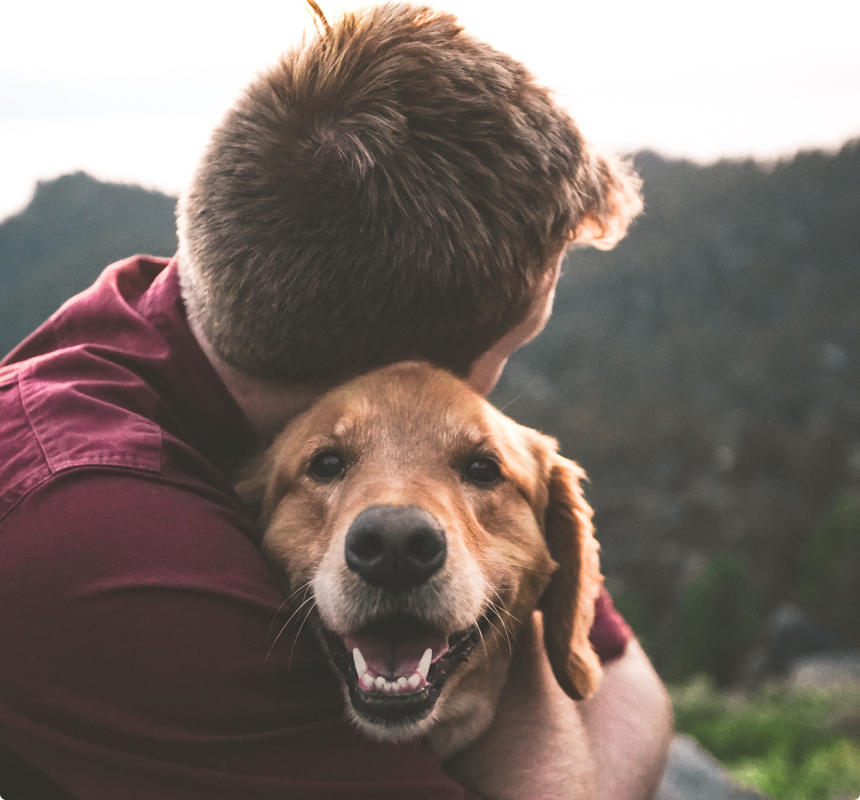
[
  {"xmin": 673, "ymin": 554, "xmax": 762, "ymax": 685},
  {"xmin": 800, "ymin": 491, "xmax": 860, "ymax": 643}
]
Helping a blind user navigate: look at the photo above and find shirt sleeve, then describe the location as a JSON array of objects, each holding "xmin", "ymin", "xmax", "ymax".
[
  {"xmin": 589, "ymin": 588, "xmax": 633, "ymax": 664},
  {"xmin": 0, "ymin": 470, "xmax": 482, "ymax": 800}
]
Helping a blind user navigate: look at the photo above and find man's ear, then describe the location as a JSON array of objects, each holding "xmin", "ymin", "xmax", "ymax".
[
  {"xmin": 571, "ymin": 147, "xmax": 643, "ymax": 250},
  {"xmin": 539, "ymin": 455, "xmax": 603, "ymax": 699}
]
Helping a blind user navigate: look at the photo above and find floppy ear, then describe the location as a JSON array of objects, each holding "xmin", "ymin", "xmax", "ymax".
[{"xmin": 539, "ymin": 455, "xmax": 604, "ymax": 699}]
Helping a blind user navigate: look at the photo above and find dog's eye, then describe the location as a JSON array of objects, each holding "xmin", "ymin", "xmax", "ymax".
[
  {"xmin": 463, "ymin": 457, "xmax": 501, "ymax": 485},
  {"xmin": 309, "ymin": 450, "xmax": 346, "ymax": 480}
]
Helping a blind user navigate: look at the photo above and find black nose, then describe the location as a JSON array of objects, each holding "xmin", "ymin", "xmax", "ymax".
[{"xmin": 344, "ymin": 506, "xmax": 447, "ymax": 593}]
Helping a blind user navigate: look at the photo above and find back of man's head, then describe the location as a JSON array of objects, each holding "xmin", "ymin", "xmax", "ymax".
[{"xmin": 177, "ymin": 2, "xmax": 642, "ymax": 383}]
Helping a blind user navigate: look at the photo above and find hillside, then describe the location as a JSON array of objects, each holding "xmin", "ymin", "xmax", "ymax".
[
  {"xmin": 0, "ymin": 172, "xmax": 177, "ymax": 356},
  {"xmin": 493, "ymin": 141, "xmax": 860, "ymax": 679},
  {"xmin": 2, "ymin": 142, "xmax": 859, "ymax": 682}
]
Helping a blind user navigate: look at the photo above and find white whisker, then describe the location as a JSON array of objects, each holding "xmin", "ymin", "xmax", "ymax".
[
  {"xmin": 266, "ymin": 586, "xmax": 316, "ymax": 664},
  {"xmin": 475, "ymin": 554, "xmax": 554, "ymax": 575},
  {"xmin": 268, "ymin": 580, "xmax": 314, "ymax": 636},
  {"xmin": 497, "ymin": 381, "xmax": 535, "ymax": 413},
  {"xmin": 473, "ymin": 617, "xmax": 491, "ymax": 670},
  {"xmin": 288, "ymin": 599, "xmax": 319, "ymax": 671}
]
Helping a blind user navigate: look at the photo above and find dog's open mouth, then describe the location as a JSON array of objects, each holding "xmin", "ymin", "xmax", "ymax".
[{"xmin": 320, "ymin": 613, "xmax": 493, "ymax": 728}]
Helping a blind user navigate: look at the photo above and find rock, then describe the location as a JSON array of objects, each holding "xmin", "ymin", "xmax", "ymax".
[
  {"xmin": 788, "ymin": 650, "xmax": 860, "ymax": 689},
  {"xmin": 741, "ymin": 603, "xmax": 844, "ymax": 685},
  {"xmin": 655, "ymin": 735, "xmax": 772, "ymax": 800}
]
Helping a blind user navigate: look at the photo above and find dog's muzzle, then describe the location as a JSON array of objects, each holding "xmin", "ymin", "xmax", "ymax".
[{"xmin": 318, "ymin": 505, "xmax": 488, "ymax": 731}]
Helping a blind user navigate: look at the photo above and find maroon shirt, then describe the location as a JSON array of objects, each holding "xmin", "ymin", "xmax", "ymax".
[{"xmin": 0, "ymin": 257, "xmax": 630, "ymax": 799}]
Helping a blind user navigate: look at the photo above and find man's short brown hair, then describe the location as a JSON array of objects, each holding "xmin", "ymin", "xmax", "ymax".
[{"xmin": 177, "ymin": 2, "xmax": 642, "ymax": 383}]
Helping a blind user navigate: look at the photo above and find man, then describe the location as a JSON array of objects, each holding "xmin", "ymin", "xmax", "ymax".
[{"xmin": 0, "ymin": 4, "xmax": 671, "ymax": 798}]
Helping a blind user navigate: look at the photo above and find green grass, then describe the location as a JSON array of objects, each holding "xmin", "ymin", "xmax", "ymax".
[{"xmin": 671, "ymin": 678, "xmax": 860, "ymax": 800}]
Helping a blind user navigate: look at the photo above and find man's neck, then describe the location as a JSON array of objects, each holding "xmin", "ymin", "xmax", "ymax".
[{"xmin": 189, "ymin": 318, "xmax": 329, "ymax": 443}]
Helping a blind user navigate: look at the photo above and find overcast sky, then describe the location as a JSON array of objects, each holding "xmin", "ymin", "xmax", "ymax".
[{"xmin": 2, "ymin": 0, "xmax": 859, "ymax": 221}]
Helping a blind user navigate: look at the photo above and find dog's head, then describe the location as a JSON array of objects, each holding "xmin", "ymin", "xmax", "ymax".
[{"xmin": 237, "ymin": 362, "xmax": 602, "ymax": 754}]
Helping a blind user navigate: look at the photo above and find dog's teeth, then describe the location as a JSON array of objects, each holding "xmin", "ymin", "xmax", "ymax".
[
  {"xmin": 358, "ymin": 657, "xmax": 429, "ymax": 694},
  {"xmin": 417, "ymin": 648, "xmax": 432, "ymax": 680},
  {"xmin": 352, "ymin": 648, "xmax": 367, "ymax": 677}
]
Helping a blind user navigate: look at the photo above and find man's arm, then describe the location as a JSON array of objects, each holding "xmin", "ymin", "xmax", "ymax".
[
  {"xmin": 581, "ymin": 637, "xmax": 673, "ymax": 800},
  {"xmin": 0, "ymin": 471, "xmax": 478, "ymax": 799},
  {"xmin": 444, "ymin": 613, "xmax": 672, "ymax": 800}
]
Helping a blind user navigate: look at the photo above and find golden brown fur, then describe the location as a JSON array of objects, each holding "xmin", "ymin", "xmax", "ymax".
[{"xmin": 236, "ymin": 362, "xmax": 603, "ymax": 758}]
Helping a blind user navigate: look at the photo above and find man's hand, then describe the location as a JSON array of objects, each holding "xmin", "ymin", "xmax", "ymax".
[
  {"xmin": 581, "ymin": 637, "xmax": 673, "ymax": 800},
  {"xmin": 443, "ymin": 612, "xmax": 596, "ymax": 800},
  {"xmin": 443, "ymin": 612, "xmax": 672, "ymax": 800}
]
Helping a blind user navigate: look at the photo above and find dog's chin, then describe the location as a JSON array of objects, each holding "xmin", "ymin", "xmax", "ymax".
[
  {"xmin": 318, "ymin": 612, "xmax": 493, "ymax": 740},
  {"xmin": 344, "ymin": 689, "xmax": 439, "ymax": 742}
]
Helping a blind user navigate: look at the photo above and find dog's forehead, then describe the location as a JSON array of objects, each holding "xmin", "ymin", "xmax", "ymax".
[{"xmin": 316, "ymin": 366, "xmax": 494, "ymax": 445}]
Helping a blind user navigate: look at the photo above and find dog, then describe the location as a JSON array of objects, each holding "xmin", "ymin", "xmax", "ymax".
[{"xmin": 236, "ymin": 361, "xmax": 603, "ymax": 759}]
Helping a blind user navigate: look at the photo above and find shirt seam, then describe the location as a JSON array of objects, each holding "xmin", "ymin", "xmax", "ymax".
[
  {"xmin": 0, "ymin": 462, "xmax": 196, "ymax": 527},
  {"xmin": 16, "ymin": 373, "xmax": 51, "ymax": 473}
]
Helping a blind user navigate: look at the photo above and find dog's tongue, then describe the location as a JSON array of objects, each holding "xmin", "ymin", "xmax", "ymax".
[{"xmin": 343, "ymin": 629, "xmax": 449, "ymax": 679}]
